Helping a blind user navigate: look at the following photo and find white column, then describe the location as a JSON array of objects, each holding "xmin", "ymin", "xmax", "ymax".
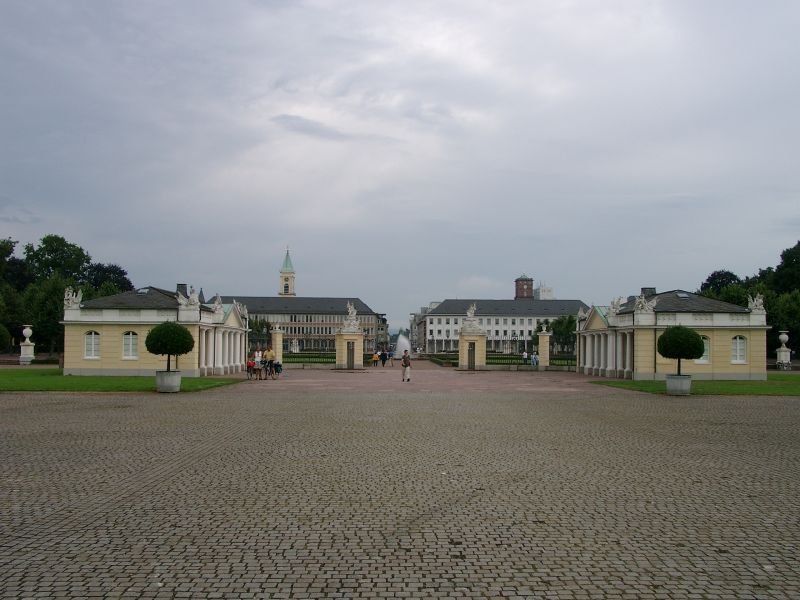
[
  {"xmin": 606, "ymin": 332, "xmax": 615, "ymax": 378},
  {"xmin": 585, "ymin": 334, "xmax": 593, "ymax": 375},
  {"xmin": 615, "ymin": 332, "xmax": 622, "ymax": 378},
  {"xmin": 224, "ymin": 331, "xmax": 231, "ymax": 373},
  {"xmin": 214, "ymin": 329, "xmax": 223, "ymax": 375},
  {"xmin": 599, "ymin": 333, "xmax": 605, "ymax": 376},
  {"xmin": 625, "ymin": 332, "xmax": 633, "ymax": 379},
  {"xmin": 198, "ymin": 328, "xmax": 206, "ymax": 376}
]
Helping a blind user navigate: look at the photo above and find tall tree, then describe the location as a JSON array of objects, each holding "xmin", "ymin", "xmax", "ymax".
[
  {"xmin": 82, "ymin": 262, "xmax": 134, "ymax": 292},
  {"xmin": 23, "ymin": 235, "xmax": 91, "ymax": 282},
  {"xmin": 699, "ymin": 270, "xmax": 741, "ymax": 296},
  {"xmin": 772, "ymin": 241, "xmax": 800, "ymax": 295},
  {"xmin": 550, "ymin": 314, "xmax": 577, "ymax": 353},
  {"xmin": 21, "ymin": 274, "xmax": 69, "ymax": 354}
]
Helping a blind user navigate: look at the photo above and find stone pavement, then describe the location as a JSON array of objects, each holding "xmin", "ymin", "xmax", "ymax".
[{"xmin": 1, "ymin": 364, "xmax": 799, "ymax": 599}]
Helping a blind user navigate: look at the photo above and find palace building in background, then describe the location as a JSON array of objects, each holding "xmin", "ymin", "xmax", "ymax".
[
  {"xmin": 412, "ymin": 275, "xmax": 588, "ymax": 353},
  {"xmin": 577, "ymin": 288, "xmax": 768, "ymax": 380},
  {"xmin": 224, "ymin": 249, "xmax": 387, "ymax": 353}
]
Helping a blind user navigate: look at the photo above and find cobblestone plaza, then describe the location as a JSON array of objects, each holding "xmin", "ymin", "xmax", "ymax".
[{"xmin": 2, "ymin": 365, "xmax": 799, "ymax": 599}]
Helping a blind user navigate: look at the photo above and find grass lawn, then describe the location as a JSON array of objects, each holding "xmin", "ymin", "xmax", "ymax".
[
  {"xmin": 592, "ymin": 372, "xmax": 800, "ymax": 396},
  {"xmin": 0, "ymin": 369, "xmax": 242, "ymax": 393}
]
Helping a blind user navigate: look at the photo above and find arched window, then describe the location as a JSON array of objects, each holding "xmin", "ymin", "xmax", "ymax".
[
  {"xmin": 695, "ymin": 336, "xmax": 711, "ymax": 363},
  {"xmin": 731, "ymin": 335, "xmax": 747, "ymax": 363},
  {"xmin": 123, "ymin": 331, "xmax": 138, "ymax": 359},
  {"xmin": 284, "ymin": 283, "xmax": 289, "ymax": 294},
  {"xmin": 84, "ymin": 331, "xmax": 100, "ymax": 358}
]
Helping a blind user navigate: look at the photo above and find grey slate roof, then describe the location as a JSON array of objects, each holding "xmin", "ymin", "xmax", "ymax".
[
  {"xmin": 617, "ymin": 290, "xmax": 750, "ymax": 314},
  {"xmin": 80, "ymin": 287, "xmax": 180, "ymax": 310},
  {"xmin": 222, "ymin": 296, "xmax": 377, "ymax": 316},
  {"xmin": 428, "ymin": 298, "xmax": 589, "ymax": 317}
]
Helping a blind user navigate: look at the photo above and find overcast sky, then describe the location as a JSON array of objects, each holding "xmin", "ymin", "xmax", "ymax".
[{"xmin": 1, "ymin": 1, "xmax": 798, "ymax": 329}]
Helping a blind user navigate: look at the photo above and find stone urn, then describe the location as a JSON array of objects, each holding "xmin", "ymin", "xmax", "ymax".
[
  {"xmin": 665, "ymin": 374, "xmax": 692, "ymax": 396},
  {"xmin": 155, "ymin": 370, "xmax": 182, "ymax": 393}
]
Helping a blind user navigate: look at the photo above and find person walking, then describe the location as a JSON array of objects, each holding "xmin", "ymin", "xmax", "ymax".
[
  {"xmin": 388, "ymin": 350, "xmax": 395, "ymax": 366},
  {"xmin": 401, "ymin": 349, "xmax": 412, "ymax": 382},
  {"xmin": 266, "ymin": 345, "xmax": 277, "ymax": 379},
  {"xmin": 522, "ymin": 350, "xmax": 528, "ymax": 365},
  {"xmin": 372, "ymin": 351, "xmax": 379, "ymax": 367},
  {"xmin": 380, "ymin": 350, "xmax": 388, "ymax": 367}
]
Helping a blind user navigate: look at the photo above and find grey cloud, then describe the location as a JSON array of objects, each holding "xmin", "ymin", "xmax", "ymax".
[{"xmin": 271, "ymin": 114, "xmax": 354, "ymax": 141}]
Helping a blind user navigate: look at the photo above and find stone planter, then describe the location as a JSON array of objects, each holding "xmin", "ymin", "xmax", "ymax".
[
  {"xmin": 665, "ymin": 374, "xmax": 692, "ymax": 396},
  {"xmin": 155, "ymin": 370, "xmax": 182, "ymax": 393}
]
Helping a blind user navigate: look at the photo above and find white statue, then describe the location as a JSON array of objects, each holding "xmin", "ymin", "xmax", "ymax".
[
  {"xmin": 466, "ymin": 303, "xmax": 477, "ymax": 319},
  {"xmin": 748, "ymin": 294, "xmax": 765, "ymax": 313},
  {"xmin": 64, "ymin": 287, "xmax": 82, "ymax": 309},
  {"xmin": 608, "ymin": 297, "xmax": 623, "ymax": 316},
  {"xmin": 213, "ymin": 294, "xmax": 224, "ymax": 316},
  {"xmin": 634, "ymin": 294, "xmax": 658, "ymax": 313},
  {"xmin": 188, "ymin": 286, "xmax": 200, "ymax": 307},
  {"xmin": 343, "ymin": 301, "xmax": 360, "ymax": 329}
]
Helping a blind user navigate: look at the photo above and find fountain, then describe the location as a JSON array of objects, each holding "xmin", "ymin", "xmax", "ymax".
[{"xmin": 394, "ymin": 333, "xmax": 411, "ymax": 356}]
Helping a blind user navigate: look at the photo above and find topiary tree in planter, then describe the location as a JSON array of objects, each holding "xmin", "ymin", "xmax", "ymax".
[
  {"xmin": 145, "ymin": 321, "xmax": 195, "ymax": 392},
  {"xmin": 657, "ymin": 325, "xmax": 705, "ymax": 395}
]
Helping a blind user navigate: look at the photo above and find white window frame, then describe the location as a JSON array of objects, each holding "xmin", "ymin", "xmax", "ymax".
[
  {"xmin": 122, "ymin": 331, "xmax": 138, "ymax": 359},
  {"xmin": 84, "ymin": 331, "xmax": 100, "ymax": 359},
  {"xmin": 731, "ymin": 336, "xmax": 747, "ymax": 364},
  {"xmin": 695, "ymin": 336, "xmax": 710, "ymax": 364}
]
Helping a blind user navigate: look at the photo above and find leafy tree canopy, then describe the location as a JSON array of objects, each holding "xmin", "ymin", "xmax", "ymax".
[
  {"xmin": 82, "ymin": 263, "xmax": 133, "ymax": 292},
  {"xmin": 145, "ymin": 321, "xmax": 195, "ymax": 372},
  {"xmin": 24, "ymin": 235, "xmax": 91, "ymax": 282},
  {"xmin": 0, "ymin": 323, "xmax": 10, "ymax": 352},
  {"xmin": 773, "ymin": 241, "xmax": 800, "ymax": 295},
  {"xmin": 550, "ymin": 315, "xmax": 576, "ymax": 350},
  {"xmin": 700, "ymin": 270, "xmax": 741, "ymax": 295},
  {"xmin": 657, "ymin": 326, "xmax": 705, "ymax": 376},
  {"xmin": 21, "ymin": 274, "xmax": 70, "ymax": 354}
]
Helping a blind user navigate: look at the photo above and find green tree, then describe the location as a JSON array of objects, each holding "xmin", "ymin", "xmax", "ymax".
[
  {"xmin": 550, "ymin": 315, "xmax": 576, "ymax": 353},
  {"xmin": 0, "ymin": 323, "xmax": 10, "ymax": 352},
  {"xmin": 769, "ymin": 290, "xmax": 800, "ymax": 353},
  {"xmin": 82, "ymin": 262, "xmax": 134, "ymax": 292},
  {"xmin": 21, "ymin": 274, "xmax": 70, "ymax": 354},
  {"xmin": 657, "ymin": 326, "xmax": 705, "ymax": 376},
  {"xmin": 699, "ymin": 269, "xmax": 741, "ymax": 296},
  {"xmin": 772, "ymin": 241, "xmax": 800, "ymax": 295},
  {"xmin": 145, "ymin": 321, "xmax": 195, "ymax": 371},
  {"xmin": 24, "ymin": 235, "xmax": 91, "ymax": 282},
  {"xmin": 0, "ymin": 238, "xmax": 15, "ymax": 279}
]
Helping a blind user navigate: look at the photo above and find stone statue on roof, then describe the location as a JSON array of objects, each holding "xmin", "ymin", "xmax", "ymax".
[
  {"xmin": 466, "ymin": 303, "xmax": 476, "ymax": 319},
  {"xmin": 64, "ymin": 287, "xmax": 82, "ymax": 309},
  {"xmin": 748, "ymin": 294, "xmax": 765, "ymax": 313},
  {"xmin": 608, "ymin": 297, "xmax": 623, "ymax": 316},
  {"xmin": 341, "ymin": 301, "xmax": 361, "ymax": 332},
  {"xmin": 188, "ymin": 286, "xmax": 200, "ymax": 307},
  {"xmin": 634, "ymin": 294, "xmax": 658, "ymax": 313}
]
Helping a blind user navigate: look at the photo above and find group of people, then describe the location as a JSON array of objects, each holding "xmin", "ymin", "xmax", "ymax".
[
  {"xmin": 521, "ymin": 350, "xmax": 539, "ymax": 366},
  {"xmin": 247, "ymin": 346, "xmax": 281, "ymax": 380},
  {"xmin": 370, "ymin": 348, "xmax": 413, "ymax": 382},
  {"xmin": 370, "ymin": 349, "xmax": 395, "ymax": 367}
]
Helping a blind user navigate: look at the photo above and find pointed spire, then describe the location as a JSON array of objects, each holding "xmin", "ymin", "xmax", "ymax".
[{"xmin": 281, "ymin": 247, "xmax": 295, "ymax": 273}]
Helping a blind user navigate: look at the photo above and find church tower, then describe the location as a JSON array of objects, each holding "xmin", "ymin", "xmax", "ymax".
[
  {"xmin": 514, "ymin": 274, "xmax": 534, "ymax": 299},
  {"xmin": 279, "ymin": 248, "xmax": 296, "ymax": 296}
]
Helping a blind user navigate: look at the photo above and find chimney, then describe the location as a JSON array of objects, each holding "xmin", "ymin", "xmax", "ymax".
[{"xmin": 641, "ymin": 287, "xmax": 656, "ymax": 297}]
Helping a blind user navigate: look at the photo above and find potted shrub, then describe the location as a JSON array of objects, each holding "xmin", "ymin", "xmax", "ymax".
[
  {"xmin": 145, "ymin": 321, "xmax": 195, "ymax": 392},
  {"xmin": 657, "ymin": 325, "xmax": 705, "ymax": 395}
]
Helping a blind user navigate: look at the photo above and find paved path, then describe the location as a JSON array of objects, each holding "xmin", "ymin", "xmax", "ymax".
[{"xmin": 1, "ymin": 366, "xmax": 799, "ymax": 599}]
